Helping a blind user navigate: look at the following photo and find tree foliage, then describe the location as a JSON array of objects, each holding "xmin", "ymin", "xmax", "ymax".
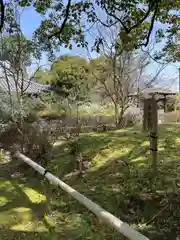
[
  {"xmin": 0, "ymin": 1, "xmax": 48, "ymax": 132},
  {"xmin": 50, "ymin": 55, "xmax": 90, "ymax": 97},
  {"xmin": 0, "ymin": 88, "xmax": 44, "ymax": 125},
  {"xmin": 35, "ymin": 55, "xmax": 91, "ymax": 111},
  {"xmin": 0, "ymin": 34, "xmax": 35, "ymax": 67},
  {"xmin": 48, "ymin": 55, "xmax": 91, "ymax": 121},
  {"xmin": 5, "ymin": 0, "xmax": 178, "ymax": 62},
  {"xmin": 35, "ymin": 69, "xmax": 54, "ymax": 84}
]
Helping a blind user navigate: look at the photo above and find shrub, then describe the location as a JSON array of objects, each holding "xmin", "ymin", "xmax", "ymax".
[
  {"xmin": 0, "ymin": 120, "xmax": 56, "ymax": 166},
  {"xmin": 0, "ymin": 122, "xmax": 22, "ymax": 151},
  {"xmin": 0, "ymin": 91, "xmax": 58, "ymax": 165},
  {"xmin": 69, "ymin": 139, "xmax": 81, "ymax": 156},
  {"xmin": 24, "ymin": 123, "xmax": 54, "ymax": 165},
  {"xmin": 122, "ymin": 108, "xmax": 142, "ymax": 127},
  {"xmin": 39, "ymin": 106, "xmax": 68, "ymax": 119},
  {"xmin": 24, "ymin": 112, "xmax": 38, "ymax": 123},
  {"xmin": 39, "ymin": 110, "xmax": 62, "ymax": 118}
]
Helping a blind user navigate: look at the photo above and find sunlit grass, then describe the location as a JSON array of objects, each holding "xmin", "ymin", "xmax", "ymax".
[
  {"xmin": 0, "ymin": 180, "xmax": 14, "ymax": 190},
  {"xmin": 11, "ymin": 220, "xmax": 47, "ymax": 232},
  {"xmin": 175, "ymin": 137, "xmax": 180, "ymax": 144},
  {"xmin": 0, "ymin": 124, "xmax": 180, "ymax": 239},
  {"xmin": 131, "ymin": 156, "xmax": 146, "ymax": 162},
  {"xmin": 22, "ymin": 187, "xmax": 46, "ymax": 204},
  {"xmin": 0, "ymin": 207, "xmax": 32, "ymax": 226},
  {"xmin": 0, "ymin": 196, "xmax": 8, "ymax": 207}
]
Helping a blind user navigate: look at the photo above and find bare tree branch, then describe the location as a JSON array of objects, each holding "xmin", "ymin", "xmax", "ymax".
[
  {"xmin": 140, "ymin": 2, "xmax": 159, "ymax": 47},
  {"xmin": 129, "ymin": 2, "xmax": 157, "ymax": 33},
  {"xmin": 102, "ymin": 0, "xmax": 158, "ymax": 44},
  {"xmin": 23, "ymin": 63, "xmax": 50, "ymax": 93},
  {"xmin": 103, "ymin": 3, "xmax": 129, "ymax": 33},
  {"xmin": 0, "ymin": 0, "xmax": 4, "ymax": 33},
  {"xmin": 48, "ymin": 0, "xmax": 71, "ymax": 40},
  {"xmin": 87, "ymin": 21, "xmax": 170, "ymax": 125}
]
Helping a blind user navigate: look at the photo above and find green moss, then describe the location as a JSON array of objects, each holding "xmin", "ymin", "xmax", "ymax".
[
  {"xmin": 22, "ymin": 187, "xmax": 46, "ymax": 203},
  {"xmin": 0, "ymin": 124, "xmax": 180, "ymax": 239}
]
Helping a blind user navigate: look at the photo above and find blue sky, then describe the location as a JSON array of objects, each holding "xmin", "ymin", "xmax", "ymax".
[{"xmin": 20, "ymin": 7, "xmax": 179, "ymax": 91}]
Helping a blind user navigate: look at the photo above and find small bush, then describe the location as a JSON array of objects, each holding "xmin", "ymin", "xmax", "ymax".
[
  {"xmin": 0, "ymin": 120, "xmax": 56, "ymax": 166},
  {"xmin": 122, "ymin": 109, "xmax": 142, "ymax": 127},
  {"xmin": 69, "ymin": 140, "xmax": 81, "ymax": 156},
  {"xmin": 96, "ymin": 124, "xmax": 107, "ymax": 132},
  {"xmin": 0, "ymin": 122, "xmax": 22, "ymax": 151},
  {"xmin": 24, "ymin": 112, "xmax": 38, "ymax": 123},
  {"xmin": 24, "ymin": 123, "xmax": 54, "ymax": 165},
  {"xmin": 39, "ymin": 109, "xmax": 67, "ymax": 119}
]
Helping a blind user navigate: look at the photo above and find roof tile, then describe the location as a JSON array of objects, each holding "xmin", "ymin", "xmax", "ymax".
[{"xmin": 0, "ymin": 77, "xmax": 51, "ymax": 94}]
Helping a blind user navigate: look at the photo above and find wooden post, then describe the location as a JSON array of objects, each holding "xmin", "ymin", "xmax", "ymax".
[
  {"xmin": 143, "ymin": 96, "xmax": 158, "ymax": 175},
  {"xmin": 149, "ymin": 96, "xmax": 158, "ymax": 175},
  {"xmin": 143, "ymin": 99, "xmax": 153, "ymax": 132},
  {"xmin": 147, "ymin": 99, "xmax": 153, "ymax": 131},
  {"xmin": 143, "ymin": 99, "xmax": 148, "ymax": 131},
  {"xmin": 164, "ymin": 95, "xmax": 168, "ymax": 113}
]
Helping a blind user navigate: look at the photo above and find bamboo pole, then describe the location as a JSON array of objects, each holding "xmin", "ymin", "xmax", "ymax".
[{"xmin": 15, "ymin": 152, "xmax": 149, "ymax": 240}]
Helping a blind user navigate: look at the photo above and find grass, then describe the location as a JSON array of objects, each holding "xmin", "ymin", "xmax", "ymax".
[
  {"xmin": 38, "ymin": 109, "xmax": 65, "ymax": 118},
  {"xmin": 38, "ymin": 103, "xmax": 115, "ymax": 118},
  {"xmin": 77, "ymin": 105, "xmax": 115, "ymax": 117},
  {"xmin": 0, "ymin": 124, "xmax": 180, "ymax": 239}
]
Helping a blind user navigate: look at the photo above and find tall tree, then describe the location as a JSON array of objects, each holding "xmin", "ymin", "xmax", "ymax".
[
  {"xmin": 89, "ymin": 24, "xmax": 168, "ymax": 126},
  {"xmin": 51, "ymin": 55, "xmax": 90, "ymax": 94},
  {"xmin": 51, "ymin": 55, "xmax": 91, "ymax": 119},
  {"xmin": 0, "ymin": 1, "xmax": 45, "ymax": 124}
]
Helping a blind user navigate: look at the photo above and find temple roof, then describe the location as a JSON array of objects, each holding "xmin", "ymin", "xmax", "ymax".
[
  {"xmin": 0, "ymin": 77, "xmax": 51, "ymax": 94},
  {"xmin": 129, "ymin": 87, "xmax": 176, "ymax": 97}
]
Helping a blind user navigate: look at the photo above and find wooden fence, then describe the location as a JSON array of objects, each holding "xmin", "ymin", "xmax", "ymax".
[{"xmin": 16, "ymin": 152, "xmax": 149, "ymax": 240}]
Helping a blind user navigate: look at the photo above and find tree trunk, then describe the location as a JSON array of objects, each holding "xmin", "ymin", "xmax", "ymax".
[
  {"xmin": 114, "ymin": 104, "xmax": 119, "ymax": 127},
  {"xmin": 76, "ymin": 103, "xmax": 79, "ymax": 125},
  {"xmin": 114, "ymin": 104, "xmax": 124, "ymax": 128},
  {"xmin": 67, "ymin": 100, "xmax": 72, "ymax": 116},
  {"xmin": 117, "ymin": 107, "xmax": 124, "ymax": 126},
  {"xmin": 19, "ymin": 96, "xmax": 24, "ymax": 153}
]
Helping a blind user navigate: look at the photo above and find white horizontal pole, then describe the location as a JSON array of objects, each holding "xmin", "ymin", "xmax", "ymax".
[{"xmin": 16, "ymin": 152, "xmax": 149, "ymax": 240}]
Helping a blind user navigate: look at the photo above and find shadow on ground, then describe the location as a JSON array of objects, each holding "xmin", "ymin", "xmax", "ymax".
[
  {"xmin": 0, "ymin": 162, "xmax": 120, "ymax": 239},
  {"xmin": 47, "ymin": 124, "xmax": 180, "ymax": 239},
  {"xmin": 1, "ymin": 124, "xmax": 180, "ymax": 239}
]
